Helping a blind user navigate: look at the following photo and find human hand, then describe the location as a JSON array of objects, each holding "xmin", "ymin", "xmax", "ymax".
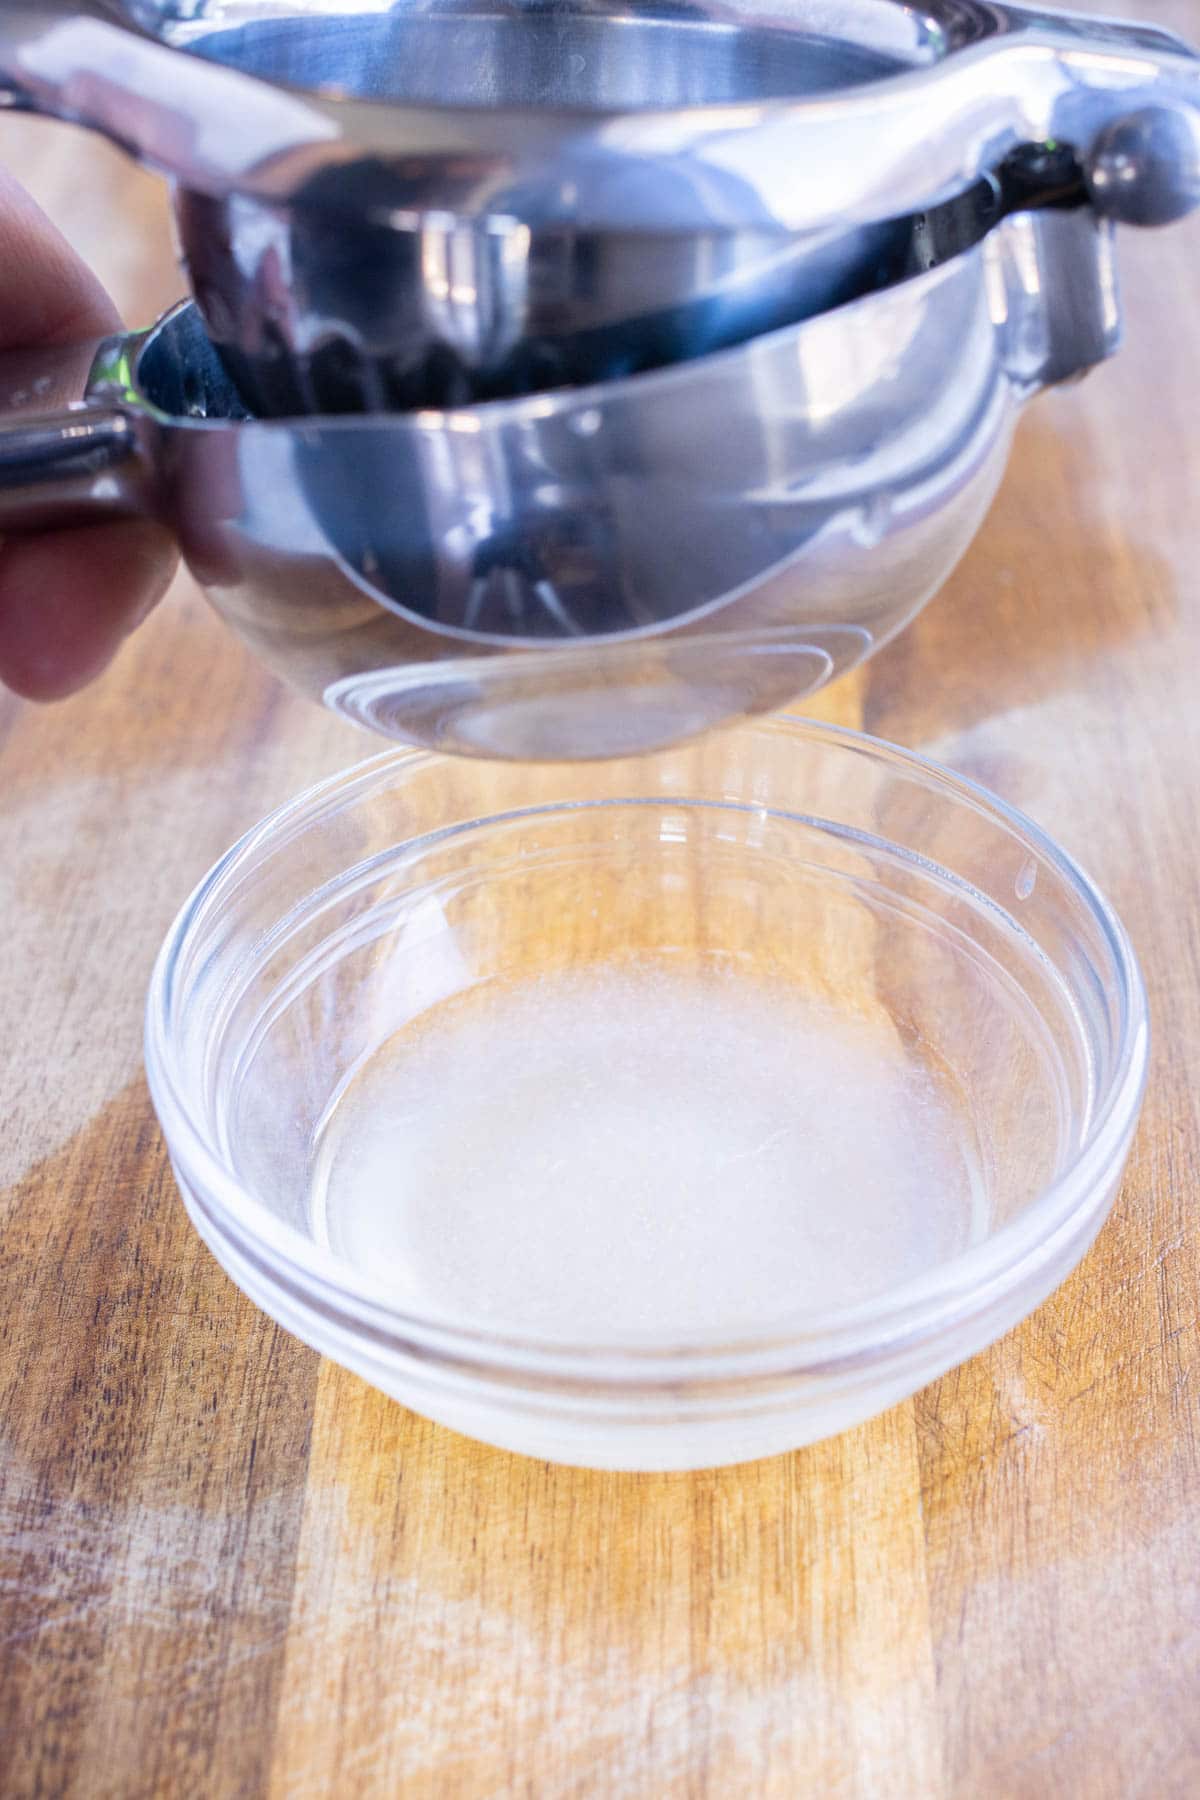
[{"xmin": 0, "ymin": 168, "xmax": 178, "ymax": 700}]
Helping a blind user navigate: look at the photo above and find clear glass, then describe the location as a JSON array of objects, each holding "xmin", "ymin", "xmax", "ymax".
[{"xmin": 146, "ymin": 719, "xmax": 1147, "ymax": 1470}]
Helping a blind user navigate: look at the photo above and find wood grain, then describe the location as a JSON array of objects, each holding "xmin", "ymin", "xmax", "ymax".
[{"xmin": 1, "ymin": 9, "xmax": 1198, "ymax": 1789}]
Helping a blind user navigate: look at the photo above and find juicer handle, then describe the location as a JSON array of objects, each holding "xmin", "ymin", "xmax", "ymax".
[
  {"xmin": 0, "ymin": 405, "xmax": 154, "ymax": 530},
  {"xmin": 0, "ymin": 338, "xmax": 157, "ymax": 533},
  {"xmin": 0, "ymin": 0, "xmax": 336, "ymax": 198},
  {"xmin": 0, "ymin": 0, "xmax": 133, "ymax": 120}
]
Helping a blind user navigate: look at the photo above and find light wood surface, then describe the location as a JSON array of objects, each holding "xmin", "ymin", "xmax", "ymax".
[{"xmin": 2, "ymin": 10, "xmax": 1199, "ymax": 1790}]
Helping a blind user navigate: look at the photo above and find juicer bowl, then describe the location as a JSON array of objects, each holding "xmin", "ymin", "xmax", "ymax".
[
  {"xmin": 0, "ymin": 206, "xmax": 1121, "ymax": 759},
  {"xmin": 145, "ymin": 717, "xmax": 1148, "ymax": 1471}
]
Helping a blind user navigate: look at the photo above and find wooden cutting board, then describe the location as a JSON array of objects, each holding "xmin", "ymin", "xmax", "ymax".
[{"xmin": 1, "ymin": 16, "xmax": 1197, "ymax": 1790}]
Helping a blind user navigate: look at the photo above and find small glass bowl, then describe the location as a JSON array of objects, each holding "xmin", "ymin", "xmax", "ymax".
[{"xmin": 145, "ymin": 718, "xmax": 1147, "ymax": 1471}]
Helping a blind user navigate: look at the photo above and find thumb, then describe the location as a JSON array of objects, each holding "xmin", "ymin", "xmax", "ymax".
[{"xmin": 0, "ymin": 167, "xmax": 179, "ymax": 699}]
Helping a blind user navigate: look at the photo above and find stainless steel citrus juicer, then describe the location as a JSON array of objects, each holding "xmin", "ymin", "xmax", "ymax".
[{"xmin": 0, "ymin": 0, "xmax": 1198, "ymax": 757}]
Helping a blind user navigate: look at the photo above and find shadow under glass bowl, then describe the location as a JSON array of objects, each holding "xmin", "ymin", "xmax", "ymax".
[{"xmin": 145, "ymin": 717, "xmax": 1147, "ymax": 1470}]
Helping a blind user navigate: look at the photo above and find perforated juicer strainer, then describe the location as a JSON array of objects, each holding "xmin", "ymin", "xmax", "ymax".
[{"xmin": 0, "ymin": 0, "xmax": 1199, "ymax": 756}]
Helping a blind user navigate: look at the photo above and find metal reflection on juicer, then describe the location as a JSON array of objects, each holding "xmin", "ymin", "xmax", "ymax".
[{"xmin": 0, "ymin": 0, "xmax": 1196, "ymax": 759}]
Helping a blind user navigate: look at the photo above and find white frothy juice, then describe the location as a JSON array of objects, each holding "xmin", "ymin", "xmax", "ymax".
[{"xmin": 309, "ymin": 963, "xmax": 985, "ymax": 1338}]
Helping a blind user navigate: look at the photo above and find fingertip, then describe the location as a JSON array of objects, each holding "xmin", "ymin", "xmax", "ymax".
[{"xmin": 0, "ymin": 522, "xmax": 178, "ymax": 701}]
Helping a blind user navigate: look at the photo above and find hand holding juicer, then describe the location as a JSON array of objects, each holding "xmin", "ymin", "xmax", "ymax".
[{"xmin": 0, "ymin": 0, "xmax": 1197, "ymax": 758}]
